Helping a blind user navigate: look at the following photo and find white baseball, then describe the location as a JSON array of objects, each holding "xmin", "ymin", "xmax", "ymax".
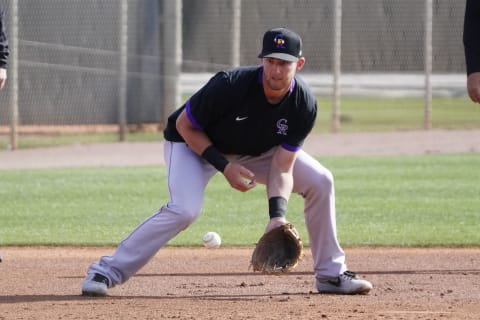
[{"xmin": 203, "ymin": 231, "xmax": 221, "ymax": 248}]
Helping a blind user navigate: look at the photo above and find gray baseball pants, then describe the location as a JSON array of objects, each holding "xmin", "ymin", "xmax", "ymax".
[{"xmin": 87, "ymin": 141, "xmax": 347, "ymax": 286}]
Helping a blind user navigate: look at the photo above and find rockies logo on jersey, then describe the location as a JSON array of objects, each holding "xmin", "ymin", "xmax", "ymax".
[{"xmin": 276, "ymin": 119, "xmax": 288, "ymax": 135}]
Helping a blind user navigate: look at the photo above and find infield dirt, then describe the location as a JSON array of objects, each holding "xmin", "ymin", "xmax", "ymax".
[
  {"xmin": 1, "ymin": 247, "xmax": 479, "ymax": 319},
  {"xmin": 1, "ymin": 130, "xmax": 479, "ymax": 319}
]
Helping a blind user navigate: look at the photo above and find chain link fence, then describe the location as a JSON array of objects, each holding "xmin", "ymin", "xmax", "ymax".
[{"xmin": 0, "ymin": 0, "xmax": 473, "ymax": 149}]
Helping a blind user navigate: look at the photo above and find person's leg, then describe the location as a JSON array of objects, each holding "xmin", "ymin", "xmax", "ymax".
[
  {"xmin": 291, "ymin": 150, "xmax": 346, "ymax": 279},
  {"xmin": 84, "ymin": 142, "xmax": 216, "ymax": 291},
  {"xmin": 232, "ymin": 148, "xmax": 346, "ymax": 278},
  {"xmin": 292, "ymin": 150, "xmax": 372, "ymax": 294},
  {"xmin": 226, "ymin": 149, "xmax": 371, "ymax": 294}
]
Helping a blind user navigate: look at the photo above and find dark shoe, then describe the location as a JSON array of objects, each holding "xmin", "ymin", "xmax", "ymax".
[{"xmin": 81, "ymin": 273, "xmax": 109, "ymax": 297}]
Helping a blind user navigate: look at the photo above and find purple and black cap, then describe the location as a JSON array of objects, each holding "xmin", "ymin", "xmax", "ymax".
[{"xmin": 258, "ymin": 27, "xmax": 303, "ymax": 62}]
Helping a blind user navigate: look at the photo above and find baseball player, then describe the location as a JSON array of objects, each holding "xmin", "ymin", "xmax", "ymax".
[
  {"xmin": 464, "ymin": 0, "xmax": 480, "ymax": 103},
  {"xmin": 0, "ymin": 3, "xmax": 8, "ymax": 90},
  {"xmin": 82, "ymin": 27, "xmax": 372, "ymax": 296}
]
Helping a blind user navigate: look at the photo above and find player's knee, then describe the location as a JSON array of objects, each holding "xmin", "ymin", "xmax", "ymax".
[
  {"xmin": 173, "ymin": 207, "xmax": 201, "ymax": 227},
  {"xmin": 319, "ymin": 169, "xmax": 334, "ymax": 191},
  {"xmin": 299, "ymin": 168, "xmax": 334, "ymax": 199},
  {"xmin": 311, "ymin": 168, "xmax": 334, "ymax": 191}
]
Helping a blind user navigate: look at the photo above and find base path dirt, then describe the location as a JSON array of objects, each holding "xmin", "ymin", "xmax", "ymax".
[
  {"xmin": 1, "ymin": 129, "xmax": 479, "ymax": 169},
  {"xmin": 0, "ymin": 247, "xmax": 479, "ymax": 319}
]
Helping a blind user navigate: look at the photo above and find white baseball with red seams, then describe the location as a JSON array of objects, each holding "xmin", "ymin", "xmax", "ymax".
[{"xmin": 203, "ymin": 232, "xmax": 221, "ymax": 248}]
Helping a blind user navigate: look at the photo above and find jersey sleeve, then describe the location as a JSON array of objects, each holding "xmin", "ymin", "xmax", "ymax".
[{"xmin": 184, "ymin": 71, "xmax": 232, "ymax": 130}]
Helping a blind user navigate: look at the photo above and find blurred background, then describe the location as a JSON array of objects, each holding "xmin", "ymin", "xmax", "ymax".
[{"xmin": 0, "ymin": 0, "xmax": 477, "ymax": 150}]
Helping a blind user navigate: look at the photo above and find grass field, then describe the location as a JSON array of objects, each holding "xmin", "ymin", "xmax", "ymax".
[
  {"xmin": 1, "ymin": 96, "xmax": 479, "ymax": 150},
  {"xmin": 1, "ymin": 153, "xmax": 478, "ymax": 247},
  {"xmin": 316, "ymin": 96, "xmax": 480, "ymax": 131}
]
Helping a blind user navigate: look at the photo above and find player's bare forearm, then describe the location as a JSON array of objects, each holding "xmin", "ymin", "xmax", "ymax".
[
  {"xmin": 0, "ymin": 68, "xmax": 6, "ymax": 90},
  {"xmin": 267, "ymin": 146, "xmax": 296, "ymax": 200},
  {"xmin": 175, "ymin": 109, "xmax": 212, "ymax": 155},
  {"xmin": 264, "ymin": 148, "xmax": 296, "ymax": 233},
  {"xmin": 467, "ymin": 72, "xmax": 480, "ymax": 103}
]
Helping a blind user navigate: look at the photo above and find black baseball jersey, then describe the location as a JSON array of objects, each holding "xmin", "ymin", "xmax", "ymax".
[
  {"xmin": 163, "ymin": 66, "xmax": 317, "ymax": 156},
  {"xmin": 464, "ymin": 0, "xmax": 480, "ymax": 75},
  {"xmin": 0, "ymin": 4, "xmax": 8, "ymax": 68}
]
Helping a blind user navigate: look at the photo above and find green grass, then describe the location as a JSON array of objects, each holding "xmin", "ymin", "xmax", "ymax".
[
  {"xmin": 1, "ymin": 153, "xmax": 479, "ymax": 247},
  {"xmin": 327, "ymin": 154, "xmax": 480, "ymax": 246},
  {"xmin": 1, "ymin": 97, "xmax": 479, "ymax": 150},
  {"xmin": 315, "ymin": 97, "xmax": 480, "ymax": 132}
]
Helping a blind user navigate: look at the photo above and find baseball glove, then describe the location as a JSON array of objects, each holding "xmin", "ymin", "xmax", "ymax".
[{"xmin": 250, "ymin": 223, "xmax": 303, "ymax": 274}]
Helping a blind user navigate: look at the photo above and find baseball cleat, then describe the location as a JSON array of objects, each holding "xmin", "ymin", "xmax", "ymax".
[
  {"xmin": 317, "ymin": 270, "xmax": 372, "ymax": 294},
  {"xmin": 81, "ymin": 273, "xmax": 109, "ymax": 297}
]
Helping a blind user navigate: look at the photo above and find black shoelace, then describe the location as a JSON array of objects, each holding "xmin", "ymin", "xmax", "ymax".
[
  {"xmin": 342, "ymin": 270, "xmax": 358, "ymax": 279},
  {"xmin": 93, "ymin": 273, "xmax": 109, "ymax": 286}
]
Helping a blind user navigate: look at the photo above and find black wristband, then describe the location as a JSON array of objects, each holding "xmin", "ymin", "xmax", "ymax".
[
  {"xmin": 268, "ymin": 196, "xmax": 287, "ymax": 219},
  {"xmin": 201, "ymin": 145, "xmax": 229, "ymax": 172}
]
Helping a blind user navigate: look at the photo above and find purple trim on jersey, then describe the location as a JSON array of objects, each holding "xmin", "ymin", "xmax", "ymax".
[
  {"xmin": 290, "ymin": 78, "xmax": 296, "ymax": 92},
  {"xmin": 281, "ymin": 143, "xmax": 301, "ymax": 152},
  {"xmin": 185, "ymin": 100, "xmax": 203, "ymax": 130}
]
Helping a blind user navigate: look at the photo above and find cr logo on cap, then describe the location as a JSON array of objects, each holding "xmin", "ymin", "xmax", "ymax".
[{"xmin": 273, "ymin": 34, "xmax": 286, "ymax": 49}]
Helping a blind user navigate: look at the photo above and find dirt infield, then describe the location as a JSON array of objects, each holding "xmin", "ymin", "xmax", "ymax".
[
  {"xmin": 1, "ymin": 129, "xmax": 480, "ymax": 169},
  {"xmin": 1, "ymin": 130, "xmax": 480, "ymax": 319},
  {"xmin": 1, "ymin": 247, "xmax": 479, "ymax": 319}
]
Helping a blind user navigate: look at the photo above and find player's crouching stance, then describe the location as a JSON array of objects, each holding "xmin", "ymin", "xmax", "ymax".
[{"xmin": 81, "ymin": 27, "xmax": 372, "ymax": 297}]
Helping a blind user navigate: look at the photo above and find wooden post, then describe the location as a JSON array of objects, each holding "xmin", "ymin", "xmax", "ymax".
[
  {"xmin": 118, "ymin": 0, "xmax": 128, "ymax": 141},
  {"xmin": 424, "ymin": 0, "xmax": 433, "ymax": 130},
  {"xmin": 332, "ymin": 0, "xmax": 342, "ymax": 132},
  {"xmin": 161, "ymin": 0, "xmax": 182, "ymax": 126}
]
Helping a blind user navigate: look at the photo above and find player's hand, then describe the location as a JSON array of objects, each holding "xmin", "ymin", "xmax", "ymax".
[
  {"xmin": 467, "ymin": 72, "xmax": 480, "ymax": 103},
  {"xmin": 265, "ymin": 217, "xmax": 287, "ymax": 233},
  {"xmin": 223, "ymin": 162, "xmax": 256, "ymax": 192},
  {"xmin": 0, "ymin": 68, "xmax": 6, "ymax": 90}
]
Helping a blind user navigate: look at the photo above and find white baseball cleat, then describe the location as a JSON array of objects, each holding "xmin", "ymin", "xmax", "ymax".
[
  {"xmin": 317, "ymin": 270, "xmax": 372, "ymax": 294},
  {"xmin": 82, "ymin": 273, "xmax": 109, "ymax": 297}
]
